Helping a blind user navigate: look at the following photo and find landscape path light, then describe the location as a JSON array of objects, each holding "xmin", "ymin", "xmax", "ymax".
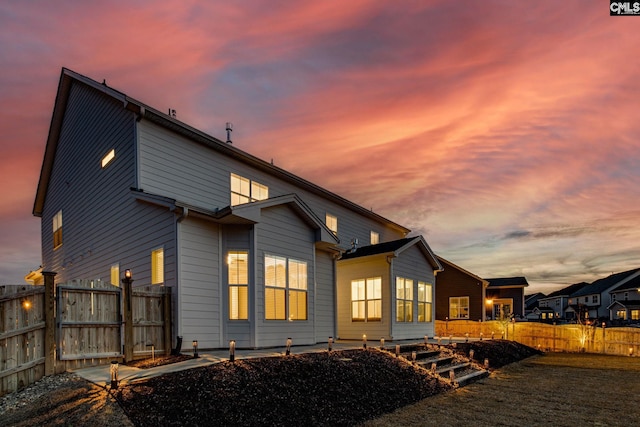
[
  {"xmin": 395, "ymin": 344, "xmax": 400, "ymax": 357},
  {"xmin": 110, "ymin": 361, "xmax": 119, "ymax": 389},
  {"xmin": 193, "ymin": 340, "xmax": 199, "ymax": 358},
  {"xmin": 328, "ymin": 337, "xmax": 333, "ymax": 352},
  {"xmin": 380, "ymin": 338, "xmax": 385, "ymax": 349},
  {"xmin": 362, "ymin": 334, "xmax": 367, "ymax": 349},
  {"xmin": 229, "ymin": 340, "xmax": 236, "ymax": 362},
  {"xmin": 286, "ymin": 338, "xmax": 292, "ymax": 356}
]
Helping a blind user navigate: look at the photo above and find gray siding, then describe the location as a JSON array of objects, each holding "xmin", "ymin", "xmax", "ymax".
[
  {"xmin": 41, "ymin": 81, "xmax": 176, "ymax": 288},
  {"xmin": 178, "ymin": 217, "xmax": 221, "ymax": 348},
  {"xmin": 391, "ymin": 245, "xmax": 436, "ymax": 340},
  {"xmin": 314, "ymin": 250, "xmax": 335, "ymax": 341},
  {"xmin": 137, "ymin": 120, "xmax": 406, "ymax": 252},
  {"xmin": 222, "ymin": 225, "xmax": 253, "ymax": 347},
  {"xmin": 336, "ymin": 256, "xmax": 390, "ymax": 340},
  {"xmin": 255, "ymin": 204, "xmax": 316, "ymax": 347}
]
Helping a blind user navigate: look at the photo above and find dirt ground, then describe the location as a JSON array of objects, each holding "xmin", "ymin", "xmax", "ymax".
[
  {"xmin": 2, "ymin": 344, "xmax": 639, "ymax": 426},
  {"xmin": 362, "ymin": 352, "xmax": 640, "ymax": 427}
]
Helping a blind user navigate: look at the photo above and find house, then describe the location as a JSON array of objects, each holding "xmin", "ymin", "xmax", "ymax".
[
  {"xmin": 434, "ymin": 256, "xmax": 489, "ymax": 321},
  {"xmin": 524, "ymin": 292, "xmax": 546, "ymax": 313},
  {"xmin": 337, "ymin": 237, "xmax": 441, "ymax": 340},
  {"xmin": 484, "ymin": 277, "xmax": 529, "ymax": 319},
  {"xmin": 537, "ymin": 282, "xmax": 588, "ymax": 321},
  {"xmin": 32, "ymin": 68, "xmax": 443, "ymax": 349},
  {"xmin": 525, "ymin": 306, "xmax": 555, "ymax": 322},
  {"xmin": 607, "ymin": 274, "xmax": 640, "ymax": 324},
  {"xmin": 567, "ymin": 268, "xmax": 640, "ymax": 321}
]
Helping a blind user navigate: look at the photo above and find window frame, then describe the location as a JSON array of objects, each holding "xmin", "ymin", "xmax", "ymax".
[
  {"xmin": 351, "ymin": 277, "xmax": 382, "ymax": 322},
  {"xmin": 396, "ymin": 277, "xmax": 413, "ymax": 322},
  {"xmin": 264, "ymin": 254, "xmax": 308, "ymax": 321},
  {"xmin": 151, "ymin": 247, "xmax": 164, "ymax": 285},
  {"xmin": 417, "ymin": 281, "xmax": 432, "ymax": 323},
  {"xmin": 449, "ymin": 296, "xmax": 470, "ymax": 319},
  {"xmin": 230, "ymin": 173, "xmax": 269, "ymax": 206},
  {"xmin": 228, "ymin": 250, "xmax": 249, "ymax": 320},
  {"xmin": 52, "ymin": 210, "xmax": 63, "ymax": 249},
  {"xmin": 325, "ymin": 213, "xmax": 338, "ymax": 235}
]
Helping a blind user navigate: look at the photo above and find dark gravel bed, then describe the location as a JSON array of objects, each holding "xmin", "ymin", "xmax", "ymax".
[{"xmin": 114, "ymin": 348, "xmax": 453, "ymax": 426}]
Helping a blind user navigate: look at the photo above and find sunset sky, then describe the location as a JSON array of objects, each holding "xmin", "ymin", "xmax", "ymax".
[{"xmin": 1, "ymin": 1, "xmax": 639, "ymax": 294}]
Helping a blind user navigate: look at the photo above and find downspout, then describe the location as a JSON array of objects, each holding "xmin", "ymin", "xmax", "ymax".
[
  {"xmin": 174, "ymin": 207, "xmax": 189, "ymax": 346},
  {"xmin": 387, "ymin": 255, "xmax": 395, "ymax": 339}
]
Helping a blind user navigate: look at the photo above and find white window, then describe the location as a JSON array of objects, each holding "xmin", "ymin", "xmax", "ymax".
[
  {"xmin": 151, "ymin": 248, "xmax": 164, "ymax": 285},
  {"xmin": 228, "ymin": 251, "xmax": 248, "ymax": 320},
  {"xmin": 265, "ymin": 254, "xmax": 307, "ymax": 320},
  {"xmin": 450, "ymin": 296, "xmax": 470, "ymax": 319},
  {"xmin": 230, "ymin": 173, "xmax": 268, "ymax": 206},
  {"xmin": 326, "ymin": 213, "xmax": 338, "ymax": 235},
  {"xmin": 110, "ymin": 264, "xmax": 119, "ymax": 286},
  {"xmin": 52, "ymin": 210, "xmax": 63, "ymax": 249},
  {"xmin": 418, "ymin": 282, "xmax": 432, "ymax": 322},
  {"xmin": 101, "ymin": 149, "xmax": 116, "ymax": 168},
  {"xmin": 370, "ymin": 231, "xmax": 379, "ymax": 245},
  {"xmin": 351, "ymin": 277, "xmax": 382, "ymax": 321},
  {"xmin": 396, "ymin": 277, "xmax": 413, "ymax": 322}
]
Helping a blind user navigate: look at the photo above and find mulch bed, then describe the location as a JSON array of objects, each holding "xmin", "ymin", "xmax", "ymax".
[
  {"xmin": 449, "ymin": 339, "xmax": 543, "ymax": 368},
  {"xmin": 114, "ymin": 349, "xmax": 454, "ymax": 426}
]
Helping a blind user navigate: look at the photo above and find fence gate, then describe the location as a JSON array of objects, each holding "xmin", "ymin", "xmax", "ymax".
[{"xmin": 56, "ymin": 280, "xmax": 122, "ymax": 360}]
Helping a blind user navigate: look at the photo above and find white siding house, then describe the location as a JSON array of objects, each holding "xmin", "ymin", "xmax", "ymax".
[{"xmin": 33, "ymin": 68, "xmax": 442, "ymax": 349}]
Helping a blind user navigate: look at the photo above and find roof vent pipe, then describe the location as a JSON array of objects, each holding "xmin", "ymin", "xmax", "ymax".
[{"xmin": 226, "ymin": 122, "xmax": 233, "ymax": 144}]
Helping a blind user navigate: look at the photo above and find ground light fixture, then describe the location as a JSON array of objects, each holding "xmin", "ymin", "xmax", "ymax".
[
  {"xmin": 286, "ymin": 338, "xmax": 292, "ymax": 356},
  {"xmin": 229, "ymin": 340, "xmax": 236, "ymax": 362},
  {"xmin": 424, "ymin": 335, "xmax": 428, "ymax": 344},
  {"xmin": 328, "ymin": 337, "xmax": 333, "ymax": 352},
  {"xmin": 110, "ymin": 361, "xmax": 119, "ymax": 389},
  {"xmin": 362, "ymin": 334, "xmax": 367, "ymax": 349},
  {"xmin": 395, "ymin": 344, "xmax": 400, "ymax": 357},
  {"xmin": 193, "ymin": 340, "xmax": 199, "ymax": 358},
  {"xmin": 380, "ymin": 338, "xmax": 385, "ymax": 349}
]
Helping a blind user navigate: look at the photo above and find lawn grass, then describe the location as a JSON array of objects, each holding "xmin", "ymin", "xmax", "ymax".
[{"xmin": 362, "ymin": 352, "xmax": 640, "ymax": 427}]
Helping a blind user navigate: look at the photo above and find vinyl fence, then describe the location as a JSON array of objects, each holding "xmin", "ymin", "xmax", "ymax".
[
  {"xmin": 435, "ymin": 320, "xmax": 640, "ymax": 355},
  {"xmin": 0, "ymin": 273, "xmax": 172, "ymax": 396}
]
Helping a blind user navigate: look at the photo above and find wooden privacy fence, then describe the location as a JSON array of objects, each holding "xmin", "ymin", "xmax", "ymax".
[
  {"xmin": 435, "ymin": 320, "xmax": 640, "ymax": 355},
  {"xmin": 0, "ymin": 285, "xmax": 45, "ymax": 397},
  {"xmin": 0, "ymin": 272, "xmax": 172, "ymax": 396}
]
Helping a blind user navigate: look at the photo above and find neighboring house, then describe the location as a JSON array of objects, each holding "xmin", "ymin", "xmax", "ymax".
[
  {"xmin": 32, "ymin": 68, "xmax": 443, "ymax": 349},
  {"xmin": 607, "ymin": 274, "xmax": 640, "ymax": 324},
  {"xmin": 524, "ymin": 292, "xmax": 546, "ymax": 313},
  {"xmin": 537, "ymin": 282, "xmax": 588, "ymax": 321},
  {"xmin": 434, "ymin": 256, "xmax": 489, "ymax": 322},
  {"xmin": 484, "ymin": 277, "xmax": 529, "ymax": 319},
  {"xmin": 337, "ymin": 237, "xmax": 441, "ymax": 340},
  {"xmin": 525, "ymin": 306, "xmax": 555, "ymax": 322},
  {"xmin": 567, "ymin": 268, "xmax": 640, "ymax": 321}
]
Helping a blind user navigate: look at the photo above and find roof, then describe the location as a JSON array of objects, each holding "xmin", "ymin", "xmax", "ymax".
[
  {"xmin": 607, "ymin": 299, "xmax": 640, "ymax": 310},
  {"xmin": 544, "ymin": 282, "xmax": 589, "ymax": 298},
  {"xmin": 610, "ymin": 274, "xmax": 640, "ymax": 293},
  {"xmin": 33, "ymin": 68, "xmax": 410, "ymax": 236},
  {"xmin": 436, "ymin": 256, "xmax": 489, "ymax": 286},
  {"xmin": 338, "ymin": 236, "xmax": 442, "ymax": 271},
  {"xmin": 485, "ymin": 277, "xmax": 529, "ymax": 288},
  {"xmin": 572, "ymin": 268, "xmax": 640, "ymax": 297}
]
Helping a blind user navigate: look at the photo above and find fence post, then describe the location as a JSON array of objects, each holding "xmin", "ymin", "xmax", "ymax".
[
  {"xmin": 43, "ymin": 271, "xmax": 57, "ymax": 376},
  {"xmin": 122, "ymin": 271, "xmax": 134, "ymax": 362},
  {"xmin": 163, "ymin": 289, "xmax": 172, "ymax": 356}
]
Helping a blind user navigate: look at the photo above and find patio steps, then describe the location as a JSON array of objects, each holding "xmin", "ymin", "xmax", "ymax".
[{"xmin": 387, "ymin": 344, "xmax": 489, "ymax": 387}]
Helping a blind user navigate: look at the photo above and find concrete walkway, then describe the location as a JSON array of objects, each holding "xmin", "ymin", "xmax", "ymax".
[{"xmin": 73, "ymin": 338, "xmax": 463, "ymax": 388}]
